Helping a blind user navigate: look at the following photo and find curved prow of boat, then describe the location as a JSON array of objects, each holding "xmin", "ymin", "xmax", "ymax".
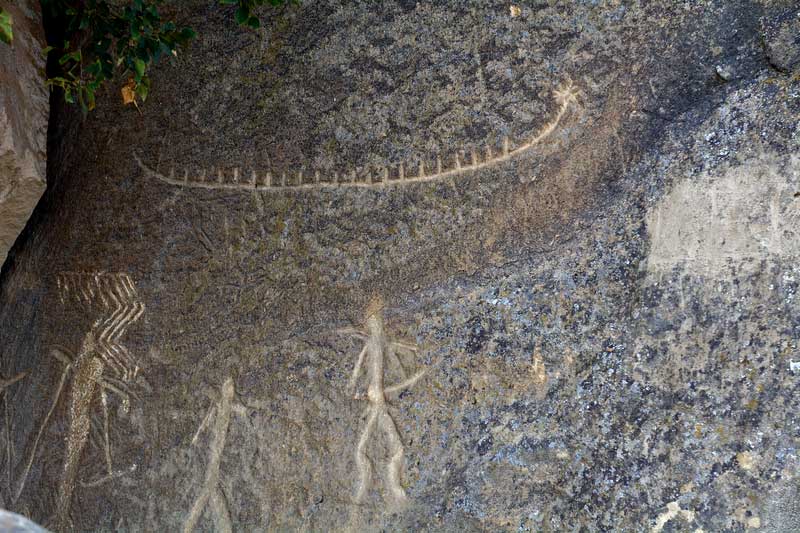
[{"xmin": 137, "ymin": 82, "xmax": 580, "ymax": 192}]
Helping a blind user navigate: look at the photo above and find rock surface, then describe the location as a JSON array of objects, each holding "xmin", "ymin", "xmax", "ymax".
[
  {"xmin": 0, "ymin": 0, "xmax": 47, "ymax": 267},
  {"xmin": 762, "ymin": 8, "xmax": 800, "ymax": 74},
  {"xmin": 0, "ymin": 1, "xmax": 799, "ymax": 531}
]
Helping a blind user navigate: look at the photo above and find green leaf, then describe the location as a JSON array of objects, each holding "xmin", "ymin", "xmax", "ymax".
[
  {"xmin": 234, "ymin": 6, "xmax": 249, "ymax": 24},
  {"xmin": 0, "ymin": 9, "xmax": 13, "ymax": 45},
  {"xmin": 40, "ymin": 0, "xmax": 297, "ymax": 110},
  {"xmin": 135, "ymin": 78, "xmax": 150, "ymax": 101},
  {"xmin": 78, "ymin": 97, "xmax": 88, "ymax": 114},
  {"xmin": 134, "ymin": 57, "xmax": 146, "ymax": 79},
  {"xmin": 85, "ymin": 59, "xmax": 102, "ymax": 76},
  {"xmin": 78, "ymin": 86, "xmax": 96, "ymax": 113},
  {"xmin": 59, "ymin": 49, "xmax": 81, "ymax": 65},
  {"xmin": 179, "ymin": 27, "xmax": 197, "ymax": 41}
]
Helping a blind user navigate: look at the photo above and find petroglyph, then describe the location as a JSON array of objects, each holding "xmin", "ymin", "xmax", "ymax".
[
  {"xmin": 137, "ymin": 82, "xmax": 581, "ymax": 192},
  {"xmin": 1, "ymin": 373, "xmax": 24, "ymax": 503},
  {"xmin": 15, "ymin": 273, "xmax": 144, "ymax": 529},
  {"xmin": 0, "ymin": 373, "xmax": 25, "ymax": 394},
  {"xmin": 531, "ymin": 345, "xmax": 547, "ymax": 400},
  {"xmin": 54, "ymin": 272, "xmax": 146, "ymax": 383},
  {"xmin": 183, "ymin": 377, "xmax": 247, "ymax": 533},
  {"xmin": 13, "ymin": 349, "xmax": 70, "ymax": 506},
  {"xmin": 339, "ymin": 298, "xmax": 425, "ymax": 504}
]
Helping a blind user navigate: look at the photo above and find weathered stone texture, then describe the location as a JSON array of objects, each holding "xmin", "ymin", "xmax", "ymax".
[
  {"xmin": 1, "ymin": 1, "xmax": 799, "ymax": 532},
  {"xmin": 0, "ymin": 0, "xmax": 48, "ymax": 267},
  {"xmin": 762, "ymin": 8, "xmax": 800, "ymax": 74}
]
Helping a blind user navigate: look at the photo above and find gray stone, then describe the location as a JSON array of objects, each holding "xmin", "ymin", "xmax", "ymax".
[
  {"xmin": 762, "ymin": 9, "xmax": 800, "ymax": 74},
  {"xmin": 0, "ymin": 509, "xmax": 50, "ymax": 533},
  {"xmin": 0, "ymin": 0, "xmax": 47, "ymax": 268},
  {"xmin": 715, "ymin": 64, "xmax": 734, "ymax": 81},
  {"xmin": 0, "ymin": 1, "xmax": 799, "ymax": 531}
]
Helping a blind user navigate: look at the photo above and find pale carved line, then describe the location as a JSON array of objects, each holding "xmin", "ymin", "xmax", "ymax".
[
  {"xmin": 183, "ymin": 377, "xmax": 246, "ymax": 533},
  {"xmin": 14, "ymin": 273, "xmax": 145, "ymax": 529},
  {"xmin": 13, "ymin": 363, "xmax": 67, "ymax": 505},
  {"xmin": 51, "ymin": 272, "xmax": 145, "ymax": 530},
  {"xmin": 1, "ymin": 373, "xmax": 24, "ymax": 501},
  {"xmin": 79, "ymin": 462, "xmax": 137, "ymax": 488},
  {"xmin": 339, "ymin": 297, "xmax": 425, "ymax": 504},
  {"xmin": 137, "ymin": 83, "xmax": 581, "ymax": 192},
  {"xmin": 56, "ymin": 273, "xmax": 146, "ymax": 383}
]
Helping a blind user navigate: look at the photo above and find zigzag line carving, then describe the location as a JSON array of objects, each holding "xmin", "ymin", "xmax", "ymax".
[
  {"xmin": 56, "ymin": 272, "xmax": 146, "ymax": 381},
  {"xmin": 11, "ymin": 273, "xmax": 145, "ymax": 526},
  {"xmin": 36, "ymin": 272, "xmax": 145, "ymax": 530},
  {"xmin": 137, "ymin": 83, "xmax": 580, "ymax": 192}
]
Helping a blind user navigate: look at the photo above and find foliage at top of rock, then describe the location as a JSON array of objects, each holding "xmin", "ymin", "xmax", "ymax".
[
  {"xmin": 0, "ymin": 8, "xmax": 12, "ymax": 44},
  {"xmin": 1, "ymin": 0, "xmax": 293, "ymax": 112}
]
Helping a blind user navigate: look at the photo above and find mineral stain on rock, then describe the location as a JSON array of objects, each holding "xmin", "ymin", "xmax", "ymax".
[{"xmin": 646, "ymin": 154, "xmax": 800, "ymax": 278}]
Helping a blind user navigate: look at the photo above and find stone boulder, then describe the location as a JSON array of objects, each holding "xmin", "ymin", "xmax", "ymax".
[
  {"xmin": 1, "ymin": 1, "xmax": 799, "ymax": 531},
  {"xmin": 0, "ymin": 0, "xmax": 48, "ymax": 267}
]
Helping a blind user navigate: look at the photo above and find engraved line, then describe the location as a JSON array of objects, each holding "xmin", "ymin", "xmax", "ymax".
[
  {"xmin": 342, "ymin": 299, "xmax": 424, "ymax": 504},
  {"xmin": 138, "ymin": 84, "xmax": 579, "ymax": 192},
  {"xmin": 354, "ymin": 407, "xmax": 378, "ymax": 502},
  {"xmin": 100, "ymin": 390, "xmax": 112, "ymax": 474},
  {"xmin": 79, "ymin": 463, "xmax": 137, "ymax": 488},
  {"xmin": 4, "ymin": 391, "xmax": 11, "ymax": 496},
  {"xmin": 14, "ymin": 356, "xmax": 70, "ymax": 504},
  {"xmin": 385, "ymin": 370, "xmax": 425, "ymax": 395},
  {"xmin": 1, "ymin": 372, "xmax": 24, "ymax": 497},
  {"xmin": 184, "ymin": 377, "xmax": 239, "ymax": 533}
]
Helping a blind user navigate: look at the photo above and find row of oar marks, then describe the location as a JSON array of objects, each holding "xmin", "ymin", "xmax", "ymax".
[
  {"xmin": 141, "ymin": 82, "xmax": 581, "ymax": 191},
  {"xmin": 152, "ymin": 137, "xmax": 525, "ymax": 190}
]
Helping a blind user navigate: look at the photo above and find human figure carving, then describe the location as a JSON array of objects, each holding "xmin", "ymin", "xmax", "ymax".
[
  {"xmin": 14, "ymin": 273, "xmax": 144, "ymax": 531},
  {"xmin": 183, "ymin": 377, "xmax": 247, "ymax": 533},
  {"xmin": 339, "ymin": 298, "xmax": 425, "ymax": 504}
]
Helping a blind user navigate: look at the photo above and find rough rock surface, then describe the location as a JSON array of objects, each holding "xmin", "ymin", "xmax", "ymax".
[
  {"xmin": 1, "ymin": 1, "xmax": 799, "ymax": 531},
  {"xmin": 0, "ymin": 0, "xmax": 48, "ymax": 267}
]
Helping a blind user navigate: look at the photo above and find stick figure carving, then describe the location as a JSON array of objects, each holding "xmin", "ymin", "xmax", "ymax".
[
  {"xmin": 183, "ymin": 377, "xmax": 247, "ymax": 533},
  {"xmin": 339, "ymin": 298, "xmax": 425, "ymax": 504},
  {"xmin": 14, "ymin": 273, "xmax": 144, "ymax": 531}
]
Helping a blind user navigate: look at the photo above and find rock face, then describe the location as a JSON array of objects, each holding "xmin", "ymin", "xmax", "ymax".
[
  {"xmin": 762, "ymin": 8, "xmax": 800, "ymax": 74},
  {"xmin": 0, "ymin": 0, "xmax": 48, "ymax": 267},
  {"xmin": 1, "ymin": 1, "xmax": 799, "ymax": 531}
]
